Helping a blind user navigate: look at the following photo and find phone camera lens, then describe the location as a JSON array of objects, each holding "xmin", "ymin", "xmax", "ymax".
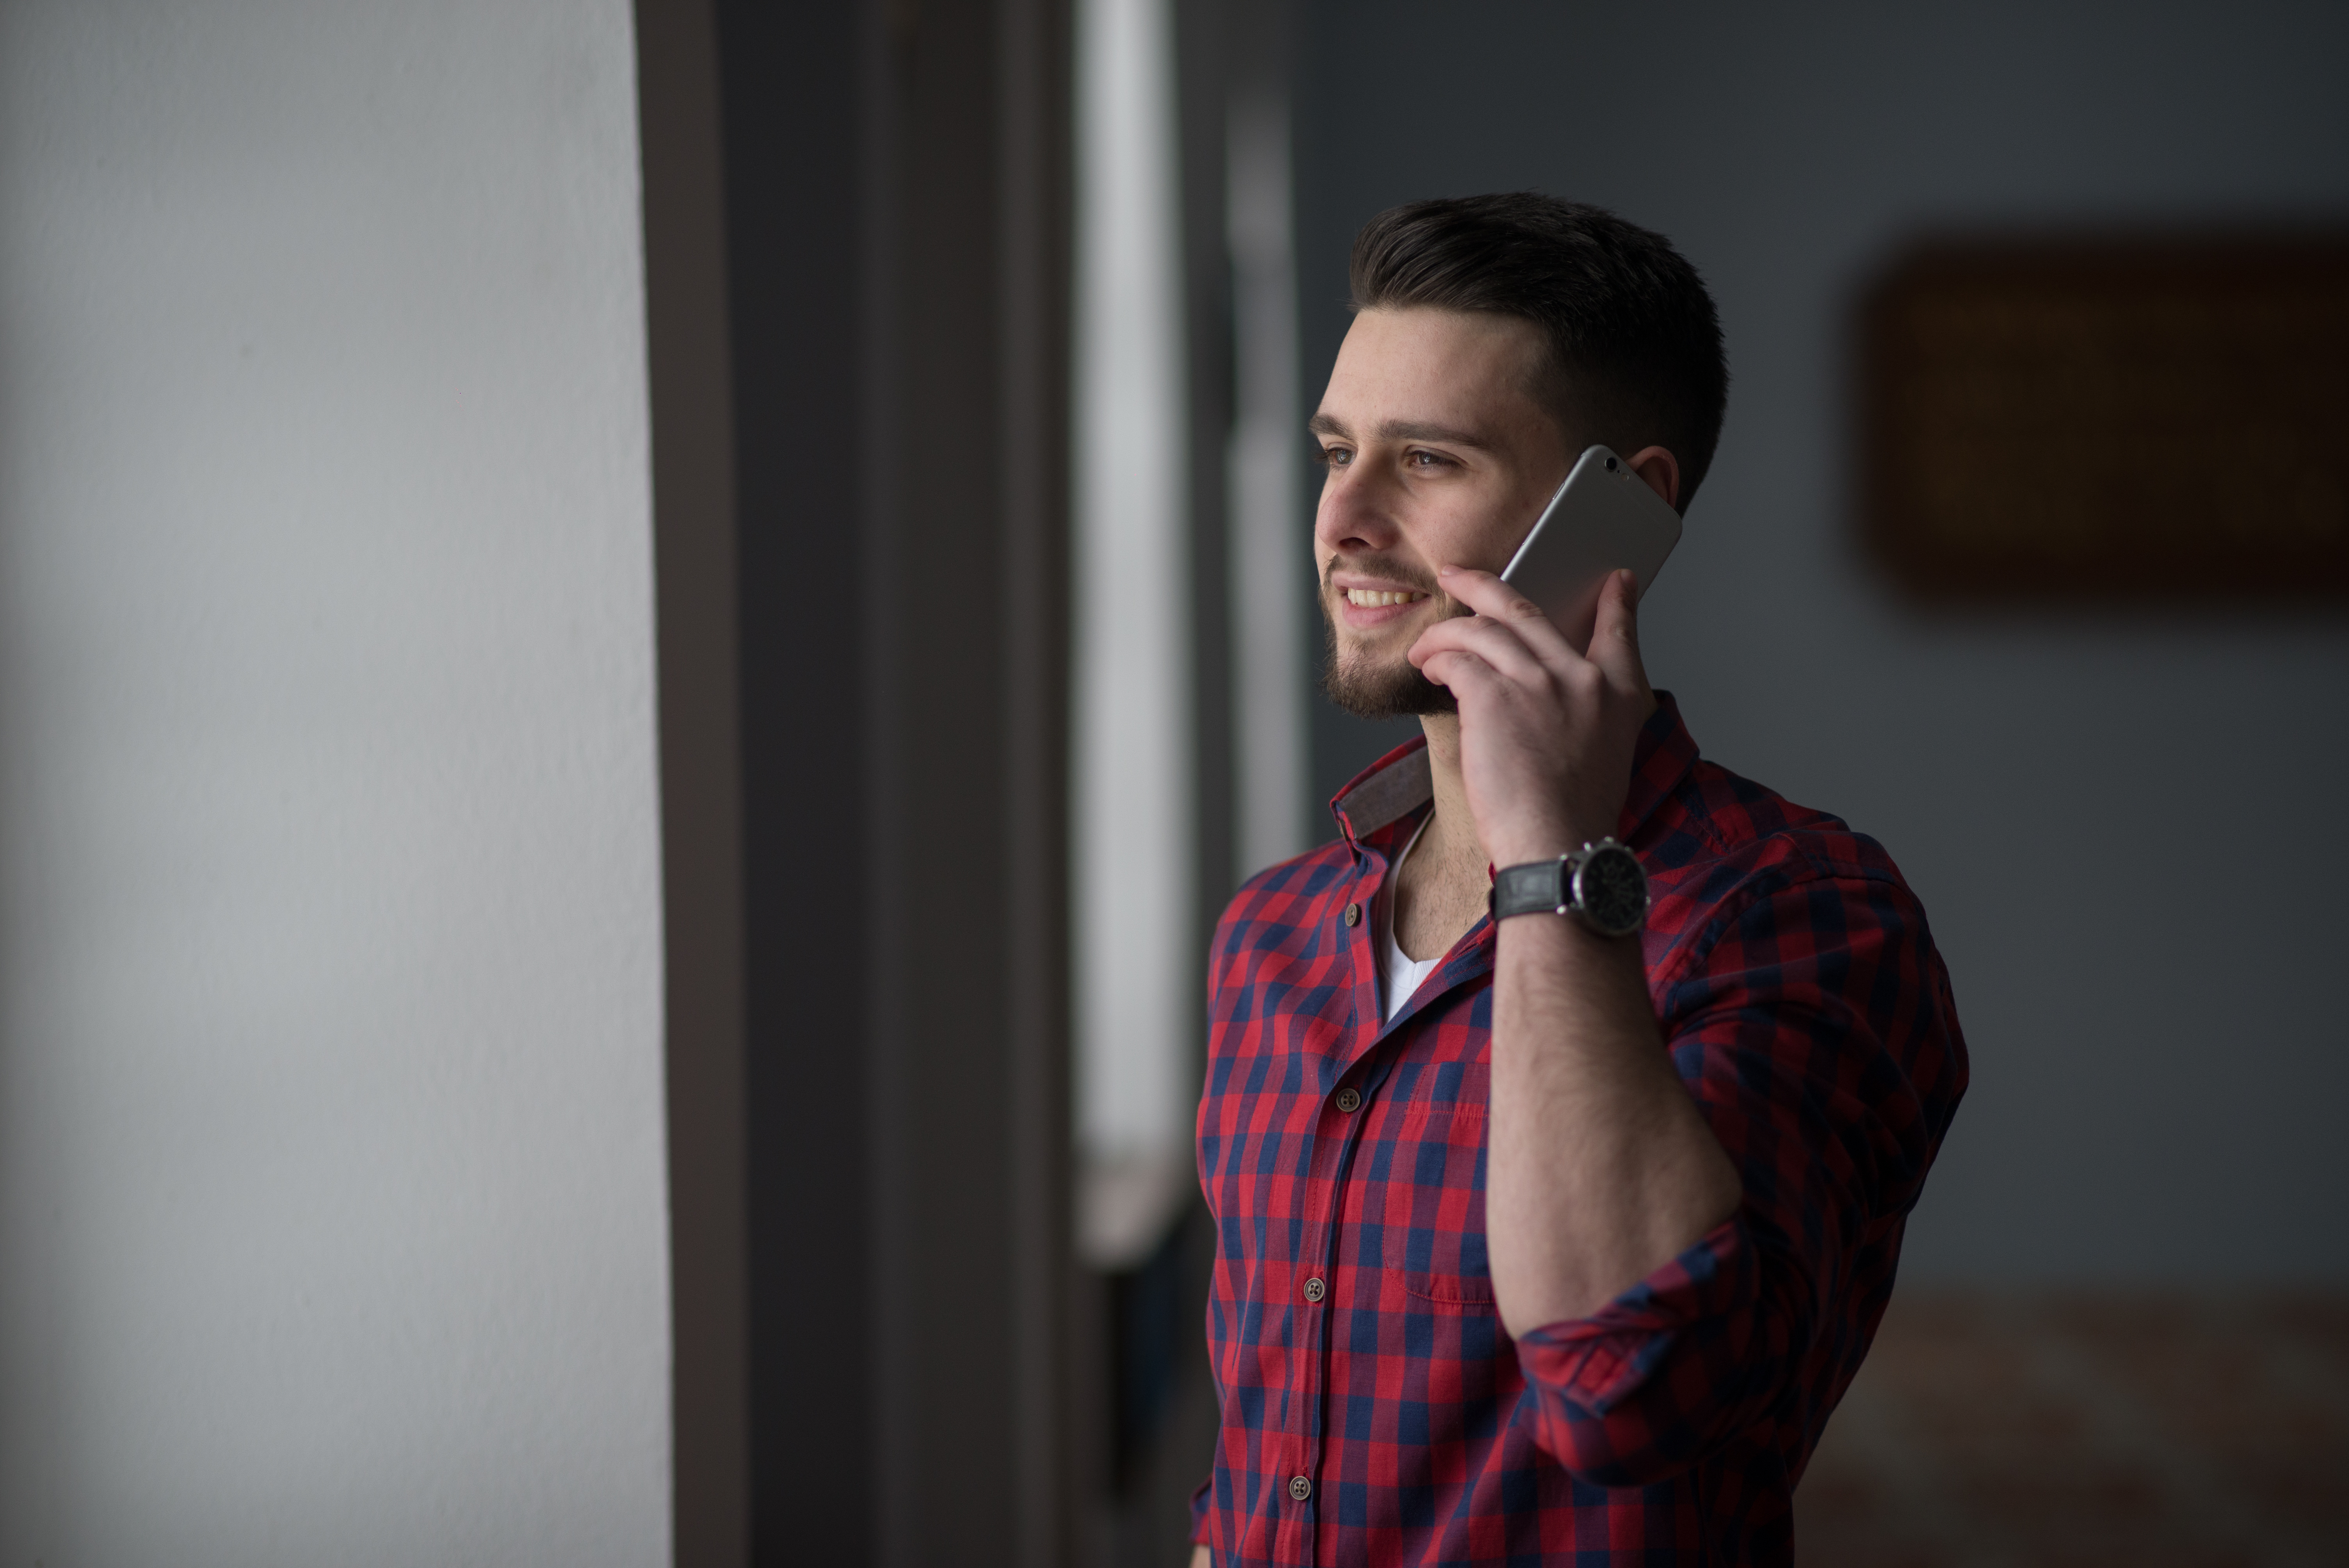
[{"xmin": 1604, "ymin": 456, "xmax": 1619, "ymax": 472}]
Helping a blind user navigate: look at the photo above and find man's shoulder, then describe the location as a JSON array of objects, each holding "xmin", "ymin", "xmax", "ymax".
[
  {"xmin": 1217, "ymin": 838, "xmax": 1358, "ymax": 941},
  {"xmin": 1644, "ymin": 750, "xmax": 1966, "ymax": 1134},
  {"xmin": 1645, "ymin": 753, "xmax": 1913, "ymax": 900},
  {"xmin": 1203, "ymin": 840, "xmax": 1365, "ymax": 1032}
]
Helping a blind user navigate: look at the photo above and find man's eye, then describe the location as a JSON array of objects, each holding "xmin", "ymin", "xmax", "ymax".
[
  {"xmin": 1406, "ymin": 450, "xmax": 1447, "ymax": 470},
  {"xmin": 1318, "ymin": 445, "xmax": 1352, "ymax": 468}
]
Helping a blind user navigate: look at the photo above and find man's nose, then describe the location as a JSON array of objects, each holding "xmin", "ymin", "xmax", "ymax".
[{"xmin": 1314, "ymin": 463, "xmax": 1400, "ymax": 555}]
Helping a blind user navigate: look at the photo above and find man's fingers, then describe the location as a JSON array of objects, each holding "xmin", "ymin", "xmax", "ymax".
[
  {"xmin": 1436, "ymin": 564, "xmax": 1545, "ymax": 622},
  {"xmin": 1417, "ymin": 648, "xmax": 1501, "ymax": 700},
  {"xmin": 1408, "ymin": 613, "xmax": 1552, "ymax": 686},
  {"xmin": 1435, "ymin": 563, "xmax": 1577, "ymax": 665}
]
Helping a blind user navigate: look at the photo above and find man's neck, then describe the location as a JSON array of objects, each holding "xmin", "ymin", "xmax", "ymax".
[
  {"xmin": 1417, "ymin": 711, "xmax": 1477, "ymax": 865},
  {"xmin": 1390, "ymin": 713, "xmax": 1490, "ymax": 962}
]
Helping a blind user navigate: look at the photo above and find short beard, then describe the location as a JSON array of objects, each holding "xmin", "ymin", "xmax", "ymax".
[{"xmin": 1317, "ymin": 575, "xmax": 1461, "ymax": 722}]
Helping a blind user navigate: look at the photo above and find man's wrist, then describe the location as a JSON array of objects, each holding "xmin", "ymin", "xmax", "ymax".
[{"xmin": 1486, "ymin": 823, "xmax": 1597, "ymax": 869}]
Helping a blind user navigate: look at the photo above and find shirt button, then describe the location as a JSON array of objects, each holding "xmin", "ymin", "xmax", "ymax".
[
  {"xmin": 1302, "ymin": 1276, "xmax": 1326, "ymax": 1303},
  {"xmin": 1343, "ymin": 901, "xmax": 1361, "ymax": 927},
  {"xmin": 1335, "ymin": 1087, "xmax": 1362, "ymax": 1114},
  {"xmin": 1288, "ymin": 1474, "xmax": 1313, "ymax": 1502}
]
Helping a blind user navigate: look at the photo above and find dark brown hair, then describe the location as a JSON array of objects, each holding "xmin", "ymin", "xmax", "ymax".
[{"xmin": 1349, "ymin": 193, "xmax": 1729, "ymax": 511}]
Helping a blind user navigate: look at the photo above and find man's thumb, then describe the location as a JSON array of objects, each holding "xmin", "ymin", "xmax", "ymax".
[{"xmin": 1588, "ymin": 570, "xmax": 1652, "ymax": 690}]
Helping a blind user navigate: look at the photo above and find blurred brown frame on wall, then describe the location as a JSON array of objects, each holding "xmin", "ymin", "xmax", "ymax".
[{"xmin": 1859, "ymin": 234, "xmax": 2349, "ymax": 602}]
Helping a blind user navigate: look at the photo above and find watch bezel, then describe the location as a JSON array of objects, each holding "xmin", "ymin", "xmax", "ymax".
[{"xmin": 1565, "ymin": 839, "xmax": 1649, "ymax": 938}]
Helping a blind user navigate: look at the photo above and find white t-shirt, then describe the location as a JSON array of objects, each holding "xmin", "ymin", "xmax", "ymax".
[{"xmin": 1378, "ymin": 812, "xmax": 1445, "ymax": 1023}]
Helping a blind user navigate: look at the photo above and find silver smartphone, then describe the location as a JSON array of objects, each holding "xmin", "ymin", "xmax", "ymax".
[{"xmin": 1498, "ymin": 444, "xmax": 1683, "ymax": 653}]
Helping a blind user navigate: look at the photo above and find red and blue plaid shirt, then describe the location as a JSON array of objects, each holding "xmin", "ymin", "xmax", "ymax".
[{"xmin": 1191, "ymin": 693, "xmax": 1967, "ymax": 1565}]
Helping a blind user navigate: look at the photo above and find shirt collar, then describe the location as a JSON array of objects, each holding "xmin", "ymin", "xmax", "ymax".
[{"xmin": 1325, "ymin": 690, "xmax": 1700, "ymax": 861}]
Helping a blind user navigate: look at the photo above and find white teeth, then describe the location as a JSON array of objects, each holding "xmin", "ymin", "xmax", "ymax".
[{"xmin": 1346, "ymin": 588, "xmax": 1424, "ymax": 607}]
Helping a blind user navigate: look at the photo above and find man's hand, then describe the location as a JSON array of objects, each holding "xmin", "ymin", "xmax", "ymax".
[
  {"xmin": 1405, "ymin": 567, "xmax": 1654, "ymax": 866},
  {"xmin": 1189, "ymin": 1547, "xmax": 1211, "ymax": 1568}
]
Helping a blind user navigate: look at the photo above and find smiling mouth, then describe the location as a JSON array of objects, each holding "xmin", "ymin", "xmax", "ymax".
[{"xmin": 1343, "ymin": 588, "xmax": 1428, "ymax": 607}]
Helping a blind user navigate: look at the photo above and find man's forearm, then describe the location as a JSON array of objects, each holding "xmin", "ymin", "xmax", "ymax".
[{"xmin": 1485, "ymin": 914, "xmax": 1741, "ymax": 1337}]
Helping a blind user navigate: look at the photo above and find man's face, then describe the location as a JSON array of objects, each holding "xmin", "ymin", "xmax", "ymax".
[{"xmin": 1312, "ymin": 308, "xmax": 1575, "ymax": 719}]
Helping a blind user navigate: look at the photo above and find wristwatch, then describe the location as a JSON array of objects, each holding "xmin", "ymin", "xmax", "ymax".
[{"xmin": 1489, "ymin": 838, "xmax": 1649, "ymax": 939}]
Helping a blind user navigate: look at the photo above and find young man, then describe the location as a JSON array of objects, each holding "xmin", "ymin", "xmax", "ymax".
[{"xmin": 1187, "ymin": 195, "xmax": 1966, "ymax": 1566}]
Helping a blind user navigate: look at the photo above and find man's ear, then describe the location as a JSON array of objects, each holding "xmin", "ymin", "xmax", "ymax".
[{"xmin": 1624, "ymin": 445, "xmax": 1681, "ymax": 512}]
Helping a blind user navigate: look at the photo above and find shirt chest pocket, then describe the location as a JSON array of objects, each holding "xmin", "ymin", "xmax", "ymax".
[{"xmin": 1372, "ymin": 1092, "xmax": 1495, "ymax": 1311}]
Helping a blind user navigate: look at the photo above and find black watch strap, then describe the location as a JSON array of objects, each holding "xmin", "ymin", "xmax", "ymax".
[{"xmin": 1490, "ymin": 858, "xmax": 1570, "ymax": 921}]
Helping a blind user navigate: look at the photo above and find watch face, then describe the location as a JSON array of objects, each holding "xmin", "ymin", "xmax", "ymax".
[{"xmin": 1574, "ymin": 845, "xmax": 1648, "ymax": 937}]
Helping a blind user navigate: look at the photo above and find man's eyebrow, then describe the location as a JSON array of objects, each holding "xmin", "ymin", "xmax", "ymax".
[
  {"xmin": 1378, "ymin": 419, "xmax": 1495, "ymax": 451},
  {"xmin": 1305, "ymin": 413, "xmax": 1495, "ymax": 451}
]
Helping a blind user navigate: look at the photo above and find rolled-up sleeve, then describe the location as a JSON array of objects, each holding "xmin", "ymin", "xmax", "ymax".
[{"xmin": 1513, "ymin": 859, "xmax": 1966, "ymax": 1486}]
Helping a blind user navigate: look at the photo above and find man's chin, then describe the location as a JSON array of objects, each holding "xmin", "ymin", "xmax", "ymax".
[{"xmin": 1321, "ymin": 652, "xmax": 1456, "ymax": 721}]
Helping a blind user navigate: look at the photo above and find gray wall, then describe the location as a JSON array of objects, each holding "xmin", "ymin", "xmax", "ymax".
[
  {"xmin": 1293, "ymin": 0, "xmax": 2349, "ymax": 1283},
  {"xmin": 0, "ymin": 2, "xmax": 673, "ymax": 1559}
]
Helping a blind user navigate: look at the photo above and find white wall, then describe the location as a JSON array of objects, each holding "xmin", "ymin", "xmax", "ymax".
[
  {"xmin": 1296, "ymin": 0, "xmax": 2349, "ymax": 1284},
  {"xmin": 0, "ymin": 2, "xmax": 672, "ymax": 1560}
]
